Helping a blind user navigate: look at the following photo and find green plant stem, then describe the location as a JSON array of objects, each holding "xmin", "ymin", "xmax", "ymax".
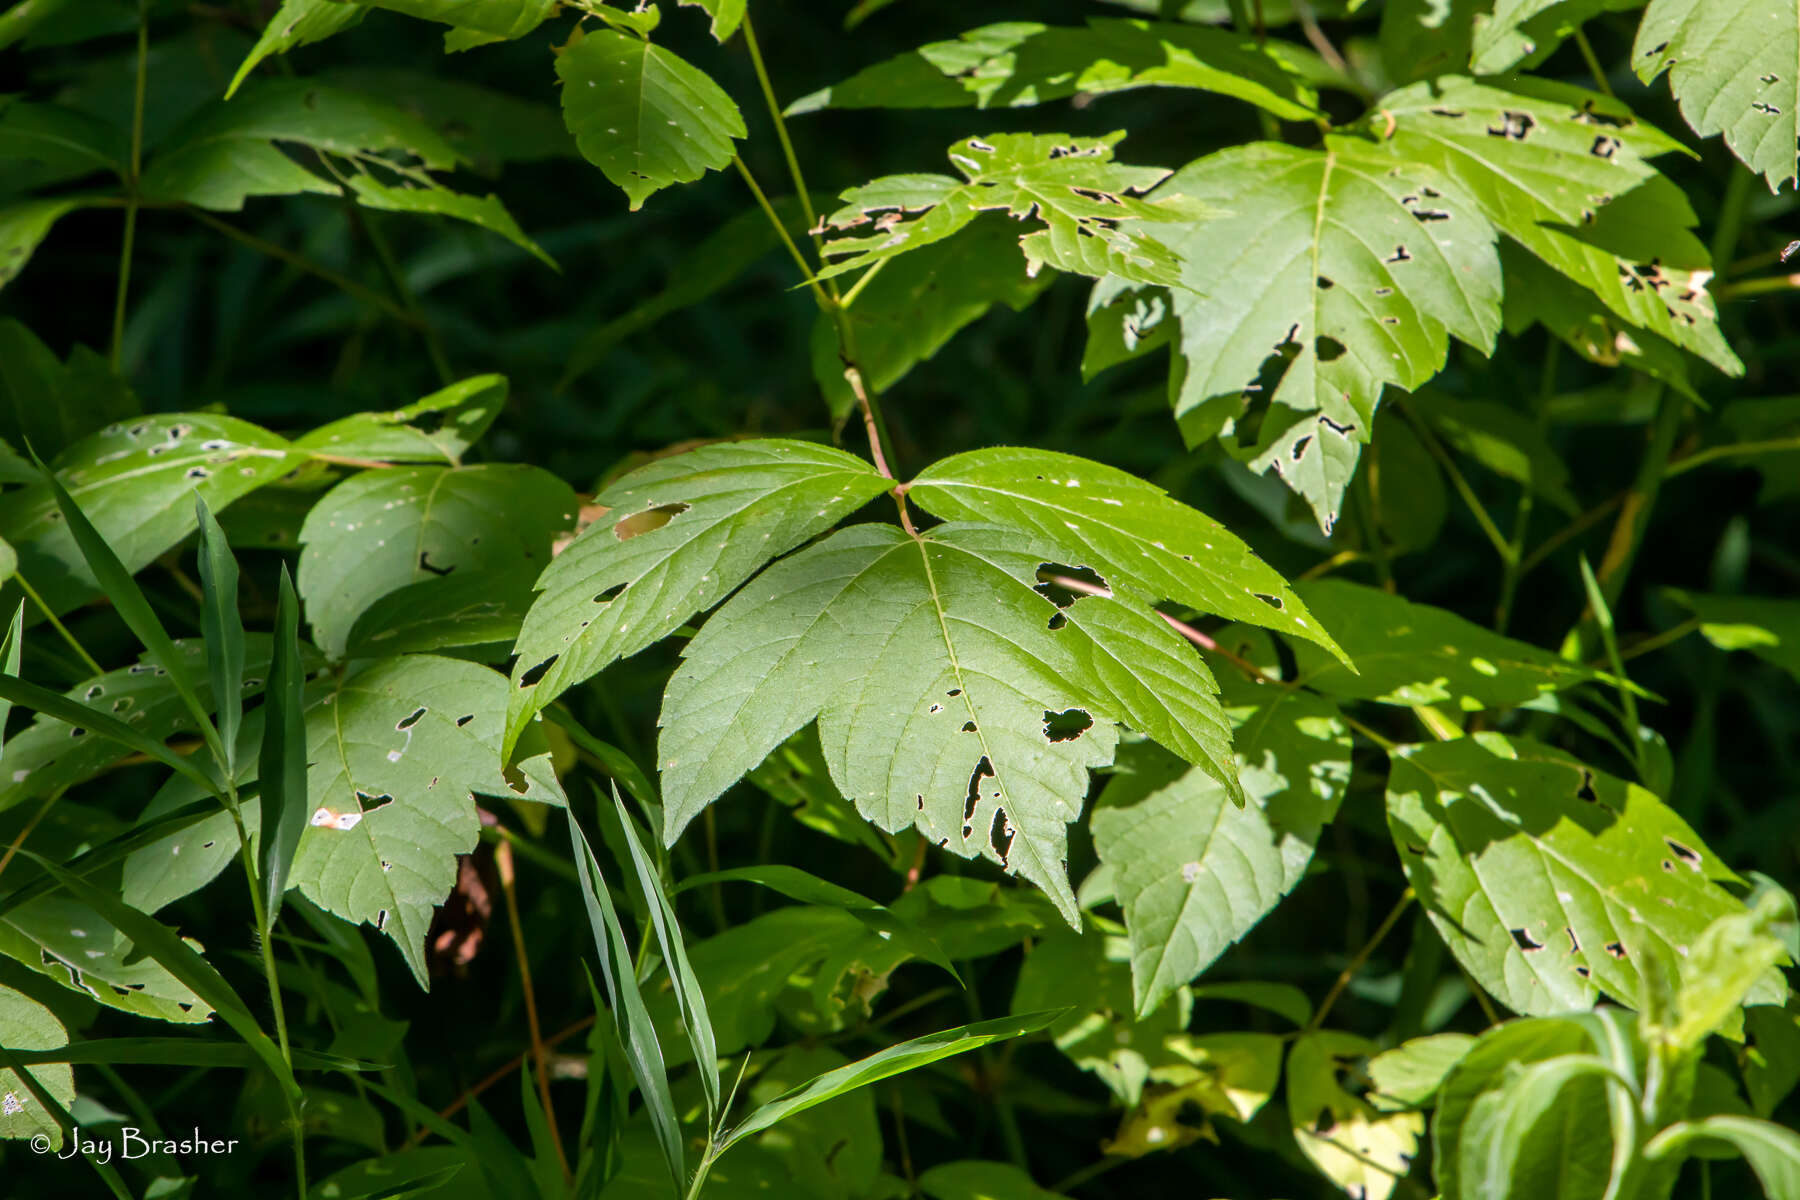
[
  {"xmin": 1307, "ymin": 888, "xmax": 1414, "ymax": 1032},
  {"xmin": 1710, "ymin": 165, "xmax": 1754, "ymax": 275},
  {"xmin": 837, "ymin": 257, "xmax": 888, "ymax": 310},
  {"xmin": 1594, "ymin": 384, "xmax": 1678, "ymax": 614},
  {"xmin": 1617, "ymin": 617, "xmax": 1699, "ymax": 663},
  {"xmin": 1518, "ymin": 490, "xmax": 1625, "ymax": 577},
  {"xmin": 740, "ymin": 15, "xmax": 818, "ymax": 236},
  {"xmin": 496, "ymin": 840, "xmax": 572, "ymax": 1183},
  {"xmin": 732, "ymin": 156, "xmax": 831, "ymax": 310},
  {"xmin": 1665, "ymin": 436, "xmax": 1800, "ymax": 477},
  {"xmin": 1401, "ymin": 405, "xmax": 1514, "ymax": 564},
  {"xmin": 186, "ymin": 209, "xmax": 421, "ymax": 326},
  {"xmin": 12, "ymin": 571, "xmax": 104, "ymax": 676},
  {"xmin": 1716, "ymin": 272, "xmax": 1800, "ymax": 300},
  {"xmin": 356, "ymin": 208, "xmax": 453, "ymax": 385},
  {"xmin": 683, "ymin": 1148, "xmax": 719, "ymax": 1200},
  {"xmin": 1341, "ymin": 713, "xmax": 1396, "ymax": 752},
  {"xmin": 1497, "ymin": 344, "xmax": 1557, "ymax": 632},
  {"xmin": 1572, "ymin": 29, "xmax": 1613, "ymax": 98},
  {"xmin": 110, "ymin": 4, "xmax": 151, "ymax": 369}
]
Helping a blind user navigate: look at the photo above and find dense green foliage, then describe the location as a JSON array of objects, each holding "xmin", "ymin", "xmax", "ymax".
[{"xmin": 1, "ymin": 1, "xmax": 1798, "ymax": 1197}]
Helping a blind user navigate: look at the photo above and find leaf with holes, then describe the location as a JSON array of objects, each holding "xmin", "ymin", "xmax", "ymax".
[
  {"xmin": 555, "ymin": 27, "xmax": 747, "ymax": 211},
  {"xmin": 0, "ymin": 988, "xmax": 69, "ymax": 1148},
  {"xmin": 1287, "ymin": 1030, "xmax": 1425, "ymax": 1200},
  {"xmin": 506, "ymin": 439, "xmax": 890, "ymax": 757},
  {"xmin": 787, "ymin": 18, "xmax": 1317, "ymax": 121},
  {"xmin": 1091, "ymin": 680, "xmax": 1351, "ymax": 1018},
  {"xmin": 1110, "ymin": 138, "xmax": 1502, "ymax": 531},
  {"xmin": 817, "ymin": 131, "xmax": 1202, "ymax": 288},
  {"xmin": 1386, "ymin": 734, "xmax": 1784, "ymax": 1017},
  {"xmin": 1634, "ymin": 0, "xmax": 1800, "ymax": 192},
  {"xmin": 295, "ymin": 375, "xmax": 508, "ymax": 466},
  {"xmin": 0, "ymin": 890, "xmax": 214, "ymax": 1024},
  {"xmin": 1273, "ymin": 579, "xmax": 1610, "ymax": 710},
  {"xmin": 289, "ymin": 655, "xmax": 565, "ymax": 986},
  {"xmin": 658, "ymin": 518, "xmax": 1257, "ymax": 923},
  {"xmin": 298, "ymin": 463, "xmax": 577, "ymax": 660},
  {"xmin": 0, "ymin": 414, "xmax": 294, "ymax": 618},
  {"xmin": 1375, "ymin": 76, "xmax": 1740, "ymax": 376}
]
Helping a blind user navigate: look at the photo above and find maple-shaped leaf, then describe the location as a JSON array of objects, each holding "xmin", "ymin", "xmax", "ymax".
[
  {"xmin": 1633, "ymin": 0, "xmax": 1800, "ymax": 192},
  {"xmin": 817, "ymin": 132, "xmax": 1203, "ymax": 288},
  {"xmin": 1097, "ymin": 138, "xmax": 1503, "ymax": 531}
]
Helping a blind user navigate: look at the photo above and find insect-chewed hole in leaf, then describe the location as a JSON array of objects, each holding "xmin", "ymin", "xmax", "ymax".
[
  {"xmin": 990, "ymin": 807, "xmax": 1014, "ymax": 865},
  {"xmin": 455, "ymin": 714, "xmax": 475, "ymax": 727},
  {"xmin": 419, "ymin": 552, "xmax": 454, "ymax": 577},
  {"xmin": 1047, "ymin": 612, "xmax": 1067, "ymax": 631},
  {"xmin": 1590, "ymin": 135, "xmax": 1621, "ymax": 159},
  {"xmin": 1575, "ymin": 768, "xmax": 1599, "ymax": 804},
  {"xmin": 1252, "ymin": 592, "xmax": 1284, "ymax": 611},
  {"xmin": 1664, "ymin": 838, "xmax": 1701, "ymax": 870},
  {"xmin": 1386, "ymin": 245, "xmax": 1412, "ymax": 264},
  {"xmin": 1510, "ymin": 928, "xmax": 1544, "ymax": 952},
  {"xmin": 1035, "ymin": 563, "xmax": 1110, "ymax": 608},
  {"xmin": 185, "ymin": 467, "xmax": 209, "ymax": 480},
  {"xmin": 375, "ymin": 909, "xmax": 389, "ymax": 932},
  {"xmin": 594, "ymin": 582, "xmax": 626, "ymax": 605},
  {"xmin": 613, "ymin": 503, "xmax": 690, "ymax": 541},
  {"xmin": 1605, "ymin": 941, "xmax": 1627, "ymax": 959},
  {"xmin": 961, "ymin": 720, "xmax": 978, "ymax": 733},
  {"xmin": 964, "ymin": 756, "xmax": 995, "ymax": 822},
  {"xmin": 1312, "ymin": 1108, "xmax": 1337, "ymax": 1136},
  {"xmin": 355, "ymin": 791, "xmax": 393, "ymax": 815},
  {"xmin": 502, "ymin": 762, "xmax": 530, "ymax": 795},
  {"xmin": 396, "ymin": 707, "xmax": 427, "ymax": 732},
  {"xmin": 1315, "ymin": 336, "xmax": 1346, "ymax": 363},
  {"xmin": 518, "ymin": 656, "xmax": 558, "ymax": 688},
  {"xmin": 1565, "ymin": 928, "xmax": 1581, "ymax": 953},
  {"xmin": 1487, "ymin": 110, "xmax": 1535, "ymax": 140},
  {"xmin": 1574, "ymin": 99, "xmax": 1630, "ymax": 128},
  {"xmin": 1316, "ymin": 276, "xmax": 1334, "ymax": 290},
  {"xmin": 1236, "ymin": 327, "xmax": 1303, "ymax": 447},
  {"xmin": 1042, "ymin": 707, "xmax": 1093, "ymax": 743}
]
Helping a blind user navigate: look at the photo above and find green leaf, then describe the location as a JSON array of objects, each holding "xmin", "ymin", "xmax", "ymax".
[
  {"xmin": 298, "ymin": 463, "xmax": 577, "ymax": 660},
  {"xmin": 1277, "ymin": 579, "xmax": 1608, "ymax": 709},
  {"xmin": 1661, "ymin": 893, "xmax": 1794, "ymax": 1052},
  {"xmin": 354, "ymin": 0, "xmax": 555, "ymax": 37},
  {"xmin": 1091, "ymin": 684, "xmax": 1351, "ymax": 1018},
  {"xmin": 1286, "ymin": 1030, "xmax": 1425, "ymax": 1200},
  {"xmin": 746, "ymin": 728, "xmax": 901, "ymax": 862},
  {"xmin": 735, "ymin": 1045, "xmax": 884, "ymax": 1198},
  {"xmin": 193, "ymin": 494, "xmax": 245, "ymax": 771},
  {"xmin": 507, "ymin": 439, "xmax": 890, "ymax": 756},
  {"xmin": 0, "ymin": 413, "xmax": 294, "ymax": 618},
  {"xmin": 717, "ymin": 1010, "xmax": 1062, "ymax": 1150},
  {"xmin": 0, "ymin": 198, "xmax": 80, "ymax": 292},
  {"xmin": 1376, "ymin": 77, "xmax": 1740, "ymax": 376},
  {"xmin": 0, "ymin": 99, "xmax": 126, "ymax": 187},
  {"xmin": 818, "ymin": 132, "xmax": 1199, "ymax": 288},
  {"xmin": 0, "ymin": 322, "xmax": 138, "ymax": 464},
  {"xmin": 1664, "ymin": 589, "xmax": 1800, "ymax": 682},
  {"xmin": 227, "ymin": 0, "xmax": 366, "ymax": 98},
  {"xmin": 908, "ymin": 447, "xmax": 1347, "ymax": 665},
  {"xmin": 0, "ymin": 986, "xmax": 70, "ymax": 1147},
  {"xmin": 0, "ymin": 0, "xmax": 74, "ymax": 51},
  {"xmin": 919, "ymin": 1161, "xmax": 1070, "ymax": 1200},
  {"xmin": 567, "ymin": 810, "xmax": 684, "ymax": 1189},
  {"xmin": 1380, "ymin": 0, "xmax": 1479, "ymax": 83},
  {"xmin": 290, "ymin": 656, "xmax": 565, "ymax": 985},
  {"xmin": 321, "ymin": 68, "xmax": 576, "ymax": 172},
  {"xmin": 0, "ymin": 601, "xmax": 19, "ymax": 751},
  {"xmin": 1471, "ymin": 0, "xmax": 1638, "ymax": 75},
  {"xmin": 788, "ymin": 18, "xmax": 1318, "ymax": 121},
  {"xmin": 258, "ymin": 566, "xmax": 308, "ymax": 931},
  {"xmin": 607, "ymin": 787, "xmax": 720, "ymax": 1119},
  {"xmin": 1647, "ymin": 1115, "xmax": 1800, "ymax": 1198},
  {"xmin": 4, "ymin": 1039, "xmax": 370, "ymax": 1070},
  {"xmin": 295, "ymin": 375, "xmax": 508, "ymax": 466},
  {"xmin": 1634, "ymin": 0, "xmax": 1799, "ymax": 192},
  {"xmin": 1387, "ymin": 735, "xmax": 1783, "ymax": 1017},
  {"xmin": 1120, "ymin": 137, "xmax": 1502, "ymax": 530},
  {"xmin": 1746, "ymin": 1004, "xmax": 1800, "ymax": 1118},
  {"xmin": 555, "ymin": 27, "xmax": 747, "ymax": 211},
  {"xmin": 659, "ymin": 517, "xmax": 1266, "ymax": 921},
  {"xmin": 1366, "ymin": 1033, "xmax": 1476, "ymax": 1110},
  {"xmin": 16, "ymin": 850, "xmax": 296, "ymax": 1098},
  {"xmin": 679, "ymin": 0, "xmax": 744, "ymax": 41},
  {"xmin": 1455, "ymin": 1053, "xmax": 1625, "ymax": 1200},
  {"xmin": 1404, "ymin": 388, "xmax": 1580, "ymax": 514},
  {"xmin": 813, "ymin": 216, "xmax": 1054, "ymax": 419},
  {"xmin": 343, "ymin": 174, "xmax": 555, "ymax": 266}
]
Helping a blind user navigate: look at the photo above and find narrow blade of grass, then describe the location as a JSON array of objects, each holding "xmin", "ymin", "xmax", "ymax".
[
  {"xmin": 194, "ymin": 493, "xmax": 245, "ymax": 771},
  {"xmin": 257, "ymin": 564, "xmax": 308, "ymax": 929},
  {"xmin": 0, "ymin": 673, "xmax": 220, "ymax": 796}
]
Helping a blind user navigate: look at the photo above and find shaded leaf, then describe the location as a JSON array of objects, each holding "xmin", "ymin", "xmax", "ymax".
[
  {"xmin": 295, "ymin": 375, "xmax": 508, "ymax": 466},
  {"xmin": 1404, "ymin": 387, "xmax": 1580, "ymax": 514},
  {"xmin": 789, "ymin": 19, "xmax": 1317, "ymax": 121},
  {"xmin": 555, "ymin": 27, "xmax": 746, "ymax": 211},
  {"xmin": 0, "ymin": 987, "xmax": 69, "ymax": 1147},
  {"xmin": 258, "ymin": 567, "xmax": 308, "ymax": 930},
  {"xmin": 193, "ymin": 495, "xmax": 245, "ymax": 770},
  {"xmin": 0, "ymin": 98, "xmax": 126, "ymax": 188},
  {"xmin": 1471, "ymin": 0, "xmax": 1638, "ymax": 75},
  {"xmin": 1664, "ymin": 589, "xmax": 1800, "ymax": 682},
  {"xmin": 0, "ymin": 197, "xmax": 81, "ymax": 292},
  {"xmin": 356, "ymin": 0, "xmax": 555, "ymax": 38},
  {"xmin": 919, "ymin": 1161, "xmax": 1069, "ymax": 1200},
  {"xmin": 1647, "ymin": 1115, "xmax": 1800, "ymax": 1198},
  {"xmin": 227, "ymin": 0, "xmax": 366, "ymax": 98}
]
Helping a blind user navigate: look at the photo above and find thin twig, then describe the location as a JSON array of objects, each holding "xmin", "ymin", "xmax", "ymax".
[
  {"xmin": 1307, "ymin": 888, "xmax": 1415, "ymax": 1031},
  {"xmin": 405, "ymin": 1015, "xmax": 596, "ymax": 1147},
  {"xmin": 1572, "ymin": 28, "xmax": 1614, "ymax": 98},
  {"xmin": 496, "ymin": 841, "xmax": 571, "ymax": 1182}
]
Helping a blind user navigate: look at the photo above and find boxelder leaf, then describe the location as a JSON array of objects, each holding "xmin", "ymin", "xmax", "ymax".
[
  {"xmin": 1115, "ymin": 138, "xmax": 1501, "ymax": 531},
  {"xmin": 1376, "ymin": 76, "xmax": 1740, "ymax": 375},
  {"xmin": 1634, "ymin": 0, "xmax": 1800, "ymax": 192},
  {"xmin": 1286, "ymin": 1030, "xmax": 1424, "ymax": 1200},
  {"xmin": 0, "ymin": 414, "xmax": 294, "ymax": 618},
  {"xmin": 818, "ymin": 132, "xmax": 1199, "ymax": 288},
  {"xmin": 555, "ymin": 28, "xmax": 747, "ymax": 211},
  {"xmin": 343, "ymin": 174, "xmax": 555, "ymax": 266},
  {"xmin": 193, "ymin": 494, "xmax": 245, "ymax": 771},
  {"xmin": 678, "ymin": 0, "xmax": 745, "ymax": 41},
  {"xmin": 1365, "ymin": 1033, "xmax": 1476, "ymax": 1110},
  {"xmin": 789, "ymin": 18, "xmax": 1317, "ymax": 120},
  {"xmin": 507, "ymin": 439, "xmax": 890, "ymax": 758},
  {"xmin": 1470, "ymin": 0, "xmax": 1638, "ymax": 75},
  {"xmin": 718, "ymin": 1010, "xmax": 1063, "ymax": 1150},
  {"xmin": 1091, "ymin": 682, "xmax": 1351, "ymax": 1018},
  {"xmin": 907, "ymin": 446, "xmax": 1348, "ymax": 663},
  {"xmin": 1387, "ymin": 734, "xmax": 1783, "ymax": 1017},
  {"xmin": 295, "ymin": 375, "xmax": 508, "ymax": 466},
  {"xmin": 298, "ymin": 462, "xmax": 578, "ymax": 661},
  {"xmin": 290, "ymin": 655, "xmax": 565, "ymax": 987},
  {"xmin": 257, "ymin": 566, "xmax": 308, "ymax": 932}
]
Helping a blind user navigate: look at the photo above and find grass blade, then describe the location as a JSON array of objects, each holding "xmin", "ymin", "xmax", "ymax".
[
  {"xmin": 4, "ymin": 1039, "xmax": 375, "ymax": 1070},
  {"xmin": 0, "ymin": 673, "xmax": 220, "ymax": 796},
  {"xmin": 566, "ymin": 807, "xmax": 684, "ymax": 1189},
  {"xmin": 609, "ymin": 785, "xmax": 719, "ymax": 1120},
  {"xmin": 14, "ymin": 849, "xmax": 301, "ymax": 1104},
  {"xmin": 194, "ymin": 493, "xmax": 245, "ymax": 771},
  {"xmin": 718, "ymin": 1010, "xmax": 1064, "ymax": 1150},
  {"xmin": 257, "ymin": 564, "xmax": 308, "ymax": 929},
  {"xmin": 0, "ymin": 793, "xmax": 234, "ymax": 919},
  {"xmin": 33, "ymin": 453, "xmax": 228, "ymax": 771},
  {"xmin": 0, "ymin": 600, "xmax": 21, "ymax": 753}
]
